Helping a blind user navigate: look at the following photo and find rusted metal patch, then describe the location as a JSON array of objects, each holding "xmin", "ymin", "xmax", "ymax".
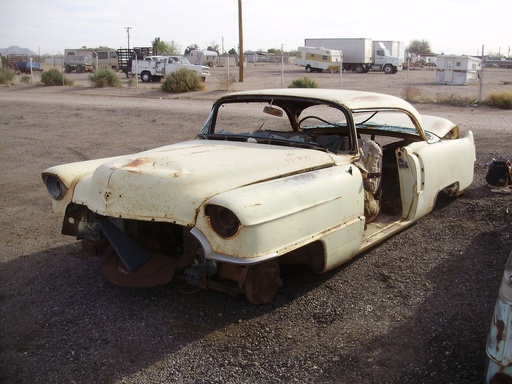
[{"xmin": 99, "ymin": 243, "xmax": 178, "ymax": 288}]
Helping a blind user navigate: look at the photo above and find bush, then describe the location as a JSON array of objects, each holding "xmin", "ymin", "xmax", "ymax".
[
  {"xmin": 127, "ymin": 77, "xmax": 137, "ymax": 87},
  {"xmin": 20, "ymin": 75, "xmax": 31, "ymax": 84},
  {"xmin": 216, "ymin": 72, "xmax": 237, "ymax": 91},
  {"xmin": 0, "ymin": 68, "xmax": 15, "ymax": 84},
  {"xmin": 41, "ymin": 68, "xmax": 73, "ymax": 86},
  {"xmin": 161, "ymin": 68, "xmax": 205, "ymax": 93},
  {"xmin": 401, "ymin": 85, "xmax": 422, "ymax": 101},
  {"xmin": 485, "ymin": 92, "xmax": 512, "ymax": 109},
  {"xmin": 288, "ymin": 77, "xmax": 318, "ymax": 88},
  {"xmin": 434, "ymin": 93, "xmax": 477, "ymax": 106},
  {"xmin": 402, "ymin": 86, "xmax": 477, "ymax": 106},
  {"xmin": 89, "ymin": 69, "xmax": 120, "ymax": 88}
]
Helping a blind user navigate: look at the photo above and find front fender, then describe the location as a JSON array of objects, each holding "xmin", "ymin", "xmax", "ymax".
[
  {"xmin": 194, "ymin": 164, "xmax": 364, "ymax": 261},
  {"xmin": 42, "ymin": 156, "xmax": 124, "ymax": 214}
]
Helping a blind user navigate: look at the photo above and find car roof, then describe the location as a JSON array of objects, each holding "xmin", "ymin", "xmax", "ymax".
[{"xmin": 217, "ymin": 88, "xmax": 423, "ymax": 125}]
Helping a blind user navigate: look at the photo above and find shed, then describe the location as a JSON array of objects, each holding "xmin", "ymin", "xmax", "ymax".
[{"xmin": 435, "ymin": 55, "xmax": 482, "ymax": 85}]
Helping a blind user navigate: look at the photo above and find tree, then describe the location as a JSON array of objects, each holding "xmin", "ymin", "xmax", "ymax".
[
  {"xmin": 228, "ymin": 48, "xmax": 237, "ymax": 55},
  {"xmin": 406, "ymin": 39, "xmax": 432, "ymax": 56},
  {"xmin": 184, "ymin": 44, "xmax": 200, "ymax": 55},
  {"xmin": 207, "ymin": 42, "xmax": 220, "ymax": 53},
  {"xmin": 486, "ymin": 50, "xmax": 504, "ymax": 59},
  {"xmin": 151, "ymin": 37, "xmax": 162, "ymax": 53},
  {"xmin": 152, "ymin": 37, "xmax": 181, "ymax": 55}
]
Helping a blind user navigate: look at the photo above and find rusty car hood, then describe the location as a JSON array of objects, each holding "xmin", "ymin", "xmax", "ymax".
[{"xmin": 72, "ymin": 140, "xmax": 338, "ymax": 226}]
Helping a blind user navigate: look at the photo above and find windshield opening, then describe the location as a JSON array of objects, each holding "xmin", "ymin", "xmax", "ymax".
[
  {"xmin": 198, "ymin": 98, "xmax": 354, "ymax": 153},
  {"xmin": 352, "ymin": 109, "xmax": 429, "ymax": 140}
]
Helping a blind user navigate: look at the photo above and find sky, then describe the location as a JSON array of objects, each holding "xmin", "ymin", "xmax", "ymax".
[{"xmin": 1, "ymin": 0, "xmax": 510, "ymax": 57}]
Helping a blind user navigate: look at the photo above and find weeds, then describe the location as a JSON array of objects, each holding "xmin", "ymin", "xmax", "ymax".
[
  {"xmin": 288, "ymin": 77, "xmax": 318, "ymax": 88},
  {"xmin": 161, "ymin": 68, "xmax": 205, "ymax": 93},
  {"xmin": 20, "ymin": 75, "xmax": 31, "ymax": 84},
  {"xmin": 216, "ymin": 72, "xmax": 237, "ymax": 91},
  {"xmin": 401, "ymin": 85, "xmax": 422, "ymax": 101},
  {"xmin": 41, "ymin": 68, "xmax": 73, "ymax": 86},
  {"xmin": 432, "ymin": 93, "xmax": 477, "ymax": 106},
  {"xmin": 402, "ymin": 85, "xmax": 478, "ymax": 106},
  {"xmin": 0, "ymin": 68, "xmax": 15, "ymax": 84},
  {"xmin": 127, "ymin": 77, "xmax": 137, "ymax": 87},
  {"xmin": 484, "ymin": 92, "xmax": 512, "ymax": 109},
  {"xmin": 89, "ymin": 69, "xmax": 120, "ymax": 88}
]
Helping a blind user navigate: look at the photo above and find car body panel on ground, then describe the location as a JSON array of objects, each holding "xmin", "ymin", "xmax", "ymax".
[{"xmin": 485, "ymin": 251, "xmax": 512, "ymax": 383}]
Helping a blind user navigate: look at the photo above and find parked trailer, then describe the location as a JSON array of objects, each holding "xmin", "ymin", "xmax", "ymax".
[
  {"xmin": 304, "ymin": 38, "xmax": 402, "ymax": 74},
  {"xmin": 7, "ymin": 54, "xmax": 42, "ymax": 74},
  {"xmin": 64, "ymin": 47, "xmax": 119, "ymax": 71},
  {"xmin": 296, "ymin": 46, "xmax": 342, "ymax": 73},
  {"xmin": 64, "ymin": 55, "xmax": 94, "ymax": 73},
  {"xmin": 189, "ymin": 50, "xmax": 219, "ymax": 67},
  {"xmin": 435, "ymin": 55, "xmax": 482, "ymax": 85},
  {"xmin": 8, "ymin": 61, "xmax": 42, "ymax": 74}
]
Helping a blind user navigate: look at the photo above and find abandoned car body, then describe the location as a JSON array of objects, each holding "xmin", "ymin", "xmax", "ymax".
[{"xmin": 42, "ymin": 89, "xmax": 476, "ymax": 303}]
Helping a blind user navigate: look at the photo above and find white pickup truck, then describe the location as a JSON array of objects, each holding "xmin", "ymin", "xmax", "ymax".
[{"xmin": 131, "ymin": 55, "xmax": 210, "ymax": 82}]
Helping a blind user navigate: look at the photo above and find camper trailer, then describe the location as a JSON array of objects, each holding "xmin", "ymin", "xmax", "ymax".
[
  {"xmin": 435, "ymin": 55, "xmax": 482, "ymax": 85},
  {"xmin": 296, "ymin": 46, "xmax": 342, "ymax": 73},
  {"xmin": 64, "ymin": 47, "xmax": 119, "ymax": 71},
  {"xmin": 189, "ymin": 50, "xmax": 219, "ymax": 67}
]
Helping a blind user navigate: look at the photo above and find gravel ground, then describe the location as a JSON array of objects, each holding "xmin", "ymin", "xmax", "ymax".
[{"xmin": 0, "ymin": 65, "xmax": 511, "ymax": 383}]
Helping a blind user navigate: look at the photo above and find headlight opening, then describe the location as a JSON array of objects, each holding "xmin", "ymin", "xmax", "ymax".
[
  {"xmin": 205, "ymin": 205, "xmax": 241, "ymax": 238},
  {"xmin": 42, "ymin": 174, "xmax": 67, "ymax": 200}
]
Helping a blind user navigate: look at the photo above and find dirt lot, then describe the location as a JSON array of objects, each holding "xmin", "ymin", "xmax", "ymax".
[{"xmin": 1, "ymin": 65, "xmax": 512, "ymax": 383}]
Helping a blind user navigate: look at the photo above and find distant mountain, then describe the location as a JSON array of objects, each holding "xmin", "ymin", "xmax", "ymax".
[{"xmin": 0, "ymin": 46, "xmax": 38, "ymax": 56}]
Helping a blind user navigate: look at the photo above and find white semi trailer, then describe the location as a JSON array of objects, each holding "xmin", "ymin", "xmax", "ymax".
[{"xmin": 304, "ymin": 38, "xmax": 402, "ymax": 74}]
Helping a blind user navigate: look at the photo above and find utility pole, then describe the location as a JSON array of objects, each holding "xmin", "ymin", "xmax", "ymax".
[
  {"xmin": 478, "ymin": 44, "xmax": 484, "ymax": 102},
  {"xmin": 238, "ymin": 0, "xmax": 244, "ymax": 82},
  {"xmin": 125, "ymin": 27, "xmax": 132, "ymax": 50}
]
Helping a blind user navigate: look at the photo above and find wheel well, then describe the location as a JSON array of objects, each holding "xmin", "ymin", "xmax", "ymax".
[
  {"xmin": 441, "ymin": 181, "xmax": 460, "ymax": 197},
  {"xmin": 278, "ymin": 241, "xmax": 325, "ymax": 272},
  {"xmin": 432, "ymin": 183, "xmax": 460, "ymax": 211}
]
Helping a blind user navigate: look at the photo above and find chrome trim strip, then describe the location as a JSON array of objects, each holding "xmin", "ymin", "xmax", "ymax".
[{"xmin": 190, "ymin": 227, "xmax": 279, "ymax": 265}]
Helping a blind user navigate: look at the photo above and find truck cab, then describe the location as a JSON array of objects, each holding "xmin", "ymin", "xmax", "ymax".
[{"xmin": 372, "ymin": 46, "xmax": 402, "ymax": 74}]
